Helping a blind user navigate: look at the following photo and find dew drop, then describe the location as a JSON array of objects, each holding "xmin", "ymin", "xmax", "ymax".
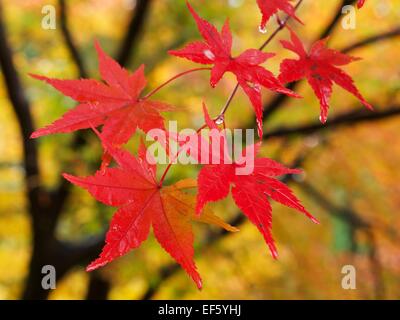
[
  {"xmin": 215, "ymin": 116, "xmax": 224, "ymax": 125},
  {"xmin": 319, "ymin": 115, "xmax": 327, "ymax": 123},
  {"xmin": 304, "ymin": 135, "xmax": 320, "ymax": 148},
  {"xmin": 258, "ymin": 25, "xmax": 267, "ymax": 34},
  {"xmin": 203, "ymin": 49, "xmax": 215, "ymax": 60}
]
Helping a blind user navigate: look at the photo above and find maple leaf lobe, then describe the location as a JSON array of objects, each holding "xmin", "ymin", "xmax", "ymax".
[{"xmin": 357, "ymin": 0, "xmax": 366, "ymax": 9}]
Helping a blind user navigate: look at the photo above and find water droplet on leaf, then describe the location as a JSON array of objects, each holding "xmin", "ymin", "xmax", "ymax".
[
  {"xmin": 215, "ymin": 117, "xmax": 224, "ymax": 125},
  {"xmin": 258, "ymin": 25, "xmax": 267, "ymax": 34},
  {"xmin": 203, "ymin": 49, "xmax": 215, "ymax": 60}
]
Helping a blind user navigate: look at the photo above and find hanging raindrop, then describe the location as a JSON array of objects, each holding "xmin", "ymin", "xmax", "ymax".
[
  {"xmin": 203, "ymin": 49, "xmax": 215, "ymax": 60},
  {"xmin": 215, "ymin": 116, "xmax": 224, "ymax": 125},
  {"xmin": 258, "ymin": 25, "xmax": 267, "ymax": 34}
]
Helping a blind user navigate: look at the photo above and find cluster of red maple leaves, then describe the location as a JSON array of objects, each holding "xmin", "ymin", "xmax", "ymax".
[{"xmin": 31, "ymin": 1, "xmax": 370, "ymax": 289}]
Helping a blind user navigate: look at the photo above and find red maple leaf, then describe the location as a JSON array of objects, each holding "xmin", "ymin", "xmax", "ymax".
[
  {"xmin": 257, "ymin": 0, "xmax": 303, "ymax": 31},
  {"xmin": 63, "ymin": 136, "xmax": 237, "ymax": 288},
  {"xmin": 195, "ymin": 106, "xmax": 318, "ymax": 258},
  {"xmin": 278, "ymin": 28, "xmax": 372, "ymax": 123},
  {"xmin": 30, "ymin": 42, "xmax": 172, "ymax": 147},
  {"xmin": 357, "ymin": 0, "xmax": 366, "ymax": 8},
  {"xmin": 169, "ymin": 2, "xmax": 300, "ymax": 138}
]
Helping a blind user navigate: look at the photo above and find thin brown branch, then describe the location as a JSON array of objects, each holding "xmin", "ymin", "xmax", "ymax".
[
  {"xmin": 0, "ymin": 4, "xmax": 61, "ymax": 299},
  {"xmin": 56, "ymin": 233, "xmax": 106, "ymax": 267},
  {"xmin": 16, "ymin": 0, "xmax": 153, "ymax": 299},
  {"xmin": 298, "ymin": 181, "xmax": 369, "ymax": 229}
]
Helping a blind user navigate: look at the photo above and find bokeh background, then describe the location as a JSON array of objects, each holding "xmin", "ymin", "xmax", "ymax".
[{"xmin": 0, "ymin": 0, "xmax": 399, "ymax": 300}]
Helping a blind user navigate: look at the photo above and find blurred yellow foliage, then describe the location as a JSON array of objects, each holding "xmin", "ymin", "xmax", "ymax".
[{"xmin": 0, "ymin": 0, "xmax": 399, "ymax": 299}]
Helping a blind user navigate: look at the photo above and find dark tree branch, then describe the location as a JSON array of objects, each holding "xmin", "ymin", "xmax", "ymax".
[
  {"xmin": 55, "ymin": 233, "xmax": 106, "ymax": 268},
  {"xmin": 0, "ymin": 3, "xmax": 40, "ymax": 205},
  {"xmin": 58, "ymin": 0, "xmax": 87, "ymax": 78},
  {"xmin": 298, "ymin": 181, "xmax": 369, "ymax": 228},
  {"xmin": 319, "ymin": 0, "xmax": 358, "ymax": 39},
  {"xmin": 19, "ymin": 0, "xmax": 92, "ymax": 292},
  {"xmin": 264, "ymin": 106, "xmax": 400, "ymax": 139},
  {"xmin": 86, "ymin": 271, "xmax": 111, "ymax": 300},
  {"xmin": 17, "ymin": 0, "xmax": 155, "ymax": 300},
  {"xmin": 0, "ymin": 3, "xmax": 57, "ymax": 299},
  {"xmin": 116, "ymin": 0, "xmax": 152, "ymax": 66},
  {"xmin": 0, "ymin": 0, "xmax": 153, "ymax": 299},
  {"xmin": 341, "ymin": 26, "xmax": 400, "ymax": 53}
]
